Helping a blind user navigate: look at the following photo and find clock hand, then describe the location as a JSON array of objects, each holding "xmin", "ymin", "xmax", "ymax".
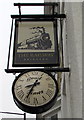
[
  {"xmin": 26, "ymin": 80, "xmax": 38, "ymax": 98},
  {"xmin": 25, "ymin": 77, "xmax": 42, "ymax": 88},
  {"xmin": 39, "ymin": 77, "xmax": 42, "ymax": 80},
  {"xmin": 25, "ymin": 82, "xmax": 40, "ymax": 88}
]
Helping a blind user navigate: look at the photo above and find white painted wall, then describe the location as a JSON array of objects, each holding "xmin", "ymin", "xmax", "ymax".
[
  {"xmin": 82, "ymin": 2, "xmax": 84, "ymax": 119},
  {"xmin": 63, "ymin": 2, "xmax": 82, "ymax": 118},
  {"xmin": 42, "ymin": 1, "xmax": 82, "ymax": 118}
]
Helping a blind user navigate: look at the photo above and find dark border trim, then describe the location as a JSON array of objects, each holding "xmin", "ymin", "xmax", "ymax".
[
  {"xmin": 11, "ymin": 14, "xmax": 66, "ymax": 19},
  {"xmin": 5, "ymin": 67, "xmax": 70, "ymax": 73},
  {"xmin": 12, "ymin": 19, "xmax": 59, "ymax": 67},
  {"xmin": 14, "ymin": 3, "xmax": 58, "ymax": 6}
]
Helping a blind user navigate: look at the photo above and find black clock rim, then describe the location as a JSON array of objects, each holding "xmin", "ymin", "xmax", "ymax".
[{"xmin": 12, "ymin": 70, "xmax": 59, "ymax": 114}]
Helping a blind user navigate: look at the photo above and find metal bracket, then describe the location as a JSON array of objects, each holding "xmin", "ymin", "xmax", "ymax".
[
  {"xmin": 5, "ymin": 2, "xmax": 67, "ymax": 74},
  {"xmin": 18, "ymin": 3, "xmax": 21, "ymax": 21},
  {"xmin": 14, "ymin": 2, "xmax": 58, "ymax": 7},
  {"xmin": 5, "ymin": 67, "xmax": 70, "ymax": 74},
  {"xmin": 0, "ymin": 111, "xmax": 26, "ymax": 120},
  {"xmin": 11, "ymin": 14, "xmax": 66, "ymax": 19},
  {"xmin": 13, "ymin": 3, "xmax": 58, "ymax": 21},
  {"xmin": 11, "ymin": 3, "xmax": 66, "ymax": 20}
]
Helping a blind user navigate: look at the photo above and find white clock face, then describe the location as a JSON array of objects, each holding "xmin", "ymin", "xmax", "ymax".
[{"xmin": 14, "ymin": 71, "xmax": 57, "ymax": 107}]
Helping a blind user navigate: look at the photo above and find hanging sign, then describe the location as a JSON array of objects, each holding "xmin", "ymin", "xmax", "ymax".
[{"xmin": 13, "ymin": 19, "xmax": 59, "ymax": 67}]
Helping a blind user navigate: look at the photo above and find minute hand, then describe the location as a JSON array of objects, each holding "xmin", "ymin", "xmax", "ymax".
[
  {"xmin": 27, "ymin": 80, "xmax": 38, "ymax": 98},
  {"xmin": 25, "ymin": 82, "xmax": 40, "ymax": 88}
]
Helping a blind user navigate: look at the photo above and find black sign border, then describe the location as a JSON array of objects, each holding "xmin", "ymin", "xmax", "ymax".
[{"xmin": 12, "ymin": 18, "xmax": 60, "ymax": 67}]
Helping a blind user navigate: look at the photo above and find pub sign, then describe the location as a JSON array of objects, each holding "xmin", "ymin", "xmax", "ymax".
[{"xmin": 13, "ymin": 19, "xmax": 59, "ymax": 67}]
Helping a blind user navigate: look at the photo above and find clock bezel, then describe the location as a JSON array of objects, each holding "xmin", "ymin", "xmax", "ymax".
[{"xmin": 12, "ymin": 70, "xmax": 58, "ymax": 114}]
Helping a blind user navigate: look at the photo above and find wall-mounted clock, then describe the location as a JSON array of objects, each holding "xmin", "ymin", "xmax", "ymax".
[{"xmin": 12, "ymin": 70, "xmax": 58, "ymax": 114}]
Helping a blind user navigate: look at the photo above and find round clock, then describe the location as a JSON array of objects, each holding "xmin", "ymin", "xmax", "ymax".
[{"xmin": 12, "ymin": 70, "xmax": 58, "ymax": 114}]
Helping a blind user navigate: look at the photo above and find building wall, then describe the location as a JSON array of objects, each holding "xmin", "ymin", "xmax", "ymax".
[
  {"xmin": 59, "ymin": 2, "xmax": 82, "ymax": 118},
  {"xmin": 63, "ymin": 2, "xmax": 82, "ymax": 118},
  {"xmin": 82, "ymin": 2, "xmax": 84, "ymax": 119},
  {"xmin": 37, "ymin": 1, "xmax": 82, "ymax": 118}
]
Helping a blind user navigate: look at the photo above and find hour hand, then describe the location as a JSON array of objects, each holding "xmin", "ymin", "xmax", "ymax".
[
  {"xmin": 25, "ymin": 82, "xmax": 40, "ymax": 88},
  {"xmin": 26, "ymin": 80, "xmax": 38, "ymax": 98}
]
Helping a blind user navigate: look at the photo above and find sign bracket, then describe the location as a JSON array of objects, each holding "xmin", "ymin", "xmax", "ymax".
[
  {"xmin": 11, "ymin": 14, "xmax": 66, "ymax": 19},
  {"xmin": 0, "ymin": 111, "xmax": 26, "ymax": 120},
  {"xmin": 13, "ymin": 2, "xmax": 58, "ymax": 21},
  {"xmin": 7, "ymin": 18, "xmax": 14, "ymax": 70},
  {"xmin": 11, "ymin": 3, "xmax": 66, "ymax": 20},
  {"xmin": 5, "ymin": 2, "xmax": 68, "ymax": 74},
  {"xmin": 5, "ymin": 67, "xmax": 70, "ymax": 74}
]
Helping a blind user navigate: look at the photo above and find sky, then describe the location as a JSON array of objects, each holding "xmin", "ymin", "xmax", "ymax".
[{"xmin": 0, "ymin": 0, "xmax": 44, "ymax": 119}]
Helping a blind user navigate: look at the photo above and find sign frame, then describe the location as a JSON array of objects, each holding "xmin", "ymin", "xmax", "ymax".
[{"xmin": 12, "ymin": 18, "xmax": 59, "ymax": 67}]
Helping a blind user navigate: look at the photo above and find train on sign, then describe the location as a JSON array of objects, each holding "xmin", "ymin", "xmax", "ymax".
[{"xmin": 17, "ymin": 27, "xmax": 52, "ymax": 50}]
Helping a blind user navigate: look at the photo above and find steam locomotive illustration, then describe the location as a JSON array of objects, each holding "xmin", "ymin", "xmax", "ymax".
[{"xmin": 17, "ymin": 27, "xmax": 52, "ymax": 50}]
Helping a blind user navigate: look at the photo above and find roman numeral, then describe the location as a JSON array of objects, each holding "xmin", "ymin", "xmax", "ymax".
[
  {"xmin": 16, "ymin": 85, "xmax": 22, "ymax": 90},
  {"xmin": 19, "ymin": 79, "xmax": 24, "ymax": 82},
  {"xmin": 46, "ymin": 89, "xmax": 53, "ymax": 97},
  {"xmin": 41, "ymin": 73, "xmax": 44, "ymax": 76},
  {"xmin": 46, "ymin": 77, "xmax": 51, "ymax": 81},
  {"xmin": 17, "ymin": 90, "xmax": 24, "ymax": 99},
  {"xmin": 42, "ymin": 96, "xmax": 46, "ymax": 102},
  {"xmin": 32, "ymin": 71, "xmax": 38, "ymax": 75},
  {"xmin": 33, "ymin": 97, "xmax": 38, "ymax": 105},
  {"xmin": 24, "ymin": 74, "xmax": 28, "ymax": 78},
  {"xmin": 27, "ymin": 73, "xmax": 30, "ymax": 77},
  {"xmin": 24, "ymin": 96, "xmax": 30, "ymax": 104},
  {"xmin": 48, "ymin": 83, "xmax": 54, "ymax": 89}
]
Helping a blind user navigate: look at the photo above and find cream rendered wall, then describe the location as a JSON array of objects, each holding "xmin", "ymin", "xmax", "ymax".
[
  {"xmin": 44, "ymin": 1, "xmax": 82, "ymax": 118},
  {"xmin": 60, "ymin": 2, "xmax": 82, "ymax": 118},
  {"xmin": 63, "ymin": 2, "xmax": 82, "ymax": 118},
  {"xmin": 82, "ymin": 2, "xmax": 84, "ymax": 119}
]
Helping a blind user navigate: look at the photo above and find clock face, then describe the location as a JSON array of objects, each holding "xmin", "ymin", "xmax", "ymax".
[{"xmin": 12, "ymin": 70, "xmax": 58, "ymax": 113}]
